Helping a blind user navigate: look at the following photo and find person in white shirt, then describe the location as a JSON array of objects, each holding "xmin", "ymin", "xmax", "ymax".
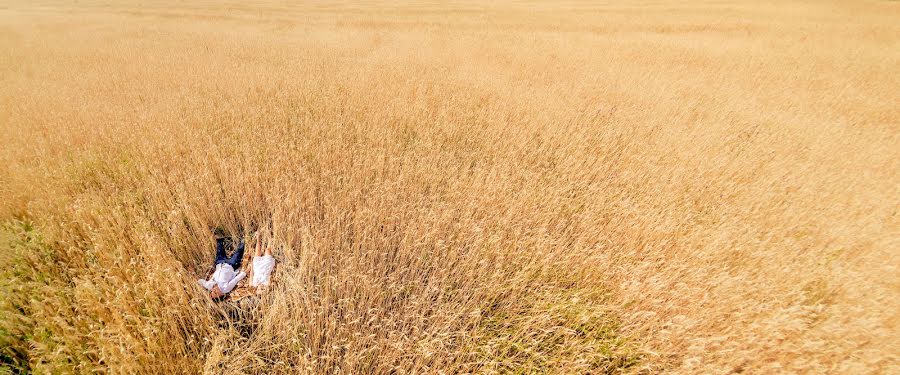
[
  {"xmin": 247, "ymin": 235, "xmax": 277, "ymax": 294},
  {"xmin": 197, "ymin": 235, "xmax": 246, "ymax": 300}
]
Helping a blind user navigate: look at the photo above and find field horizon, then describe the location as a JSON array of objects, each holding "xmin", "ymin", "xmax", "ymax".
[{"xmin": 1, "ymin": 0, "xmax": 898, "ymax": 373}]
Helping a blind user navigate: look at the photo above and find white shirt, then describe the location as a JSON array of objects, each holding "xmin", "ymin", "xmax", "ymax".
[
  {"xmin": 251, "ymin": 255, "xmax": 276, "ymax": 287},
  {"xmin": 197, "ymin": 263, "xmax": 246, "ymax": 293}
]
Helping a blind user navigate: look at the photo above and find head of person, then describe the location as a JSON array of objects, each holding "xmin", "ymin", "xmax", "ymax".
[{"xmin": 210, "ymin": 285, "xmax": 226, "ymax": 301}]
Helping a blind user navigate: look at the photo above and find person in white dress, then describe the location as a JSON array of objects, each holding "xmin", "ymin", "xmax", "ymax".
[{"xmin": 247, "ymin": 235, "xmax": 277, "ymax": 294}]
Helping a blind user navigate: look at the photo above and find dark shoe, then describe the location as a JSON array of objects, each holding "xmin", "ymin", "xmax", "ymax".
[{"xmin": 213, "ymin": 226, "xmax": 227, "ymax": 239}]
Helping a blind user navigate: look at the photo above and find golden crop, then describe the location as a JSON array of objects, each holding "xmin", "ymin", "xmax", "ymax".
[{"xmin": 1, "ymin": 1, "xmax": 897, "ymax": 373}]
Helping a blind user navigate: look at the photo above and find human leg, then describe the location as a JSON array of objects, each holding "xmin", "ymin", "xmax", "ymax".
[
  {"xmin": 214, "ymin": 237, "xmax": 228, "ymax": 265},
  {"xmin": 227, "ymin": 239, "xmax": 246, "ymax": 269},
  {"xmin": 255, "ymin": 235, "xmax": 263, "ymax": 257}
]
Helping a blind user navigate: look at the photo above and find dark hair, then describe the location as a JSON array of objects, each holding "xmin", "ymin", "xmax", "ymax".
[{"xmin": 210, "ymin": 287, "xmax": 227, "ymax": 302}]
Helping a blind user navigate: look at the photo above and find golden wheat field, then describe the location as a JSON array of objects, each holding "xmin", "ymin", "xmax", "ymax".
[{"xmin": 1, "ymin": 0, "xmax": 898, "ymax": 373}]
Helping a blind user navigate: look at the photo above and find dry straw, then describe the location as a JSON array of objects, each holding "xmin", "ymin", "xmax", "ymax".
[{"xmin": 0, "ymin": 0, "xmax": 898, "ymax": 373}]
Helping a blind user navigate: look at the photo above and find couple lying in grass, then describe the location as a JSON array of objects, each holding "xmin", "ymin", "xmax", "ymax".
[{"xmin": 197, "ymin": 231, "xmax": 276, "ymax": 301}]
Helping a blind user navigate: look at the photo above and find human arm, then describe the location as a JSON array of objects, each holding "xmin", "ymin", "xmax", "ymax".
[
  {"xmin": 197, "ymin": 278, "xmax": 215, "ymax": 290},
  {"xmin": 221, "ymin": 271, "xmax": 246, "ymax": 293},
  {"xmin": 247, "ymin": 259, "xmax": 256, "ymax": 287}
]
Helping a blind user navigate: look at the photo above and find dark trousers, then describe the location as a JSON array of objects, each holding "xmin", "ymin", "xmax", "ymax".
[{"xmin": 214, "ymin": 237, "xmax": 245, "ymax": 269}]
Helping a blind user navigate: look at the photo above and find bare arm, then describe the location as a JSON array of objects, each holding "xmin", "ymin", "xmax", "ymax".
[{"xmin": 246, "ymin": 258, "xmax": 255, "ymax": 286}]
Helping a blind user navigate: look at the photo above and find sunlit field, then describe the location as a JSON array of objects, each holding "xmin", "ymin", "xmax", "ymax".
[{"xmin": 1, "ymin": 0, "xmax": 898, "ymax": 373}]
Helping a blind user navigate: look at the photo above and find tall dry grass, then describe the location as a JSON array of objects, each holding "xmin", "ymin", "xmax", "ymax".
[{"xmin": 1, "ymin": 0, "xmax": 898, "ymax": 373}]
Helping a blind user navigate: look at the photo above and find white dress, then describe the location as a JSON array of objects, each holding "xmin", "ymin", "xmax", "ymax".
[{"xmin": 251, "ymin": 255, "xmax": 276, "ymax": 287}]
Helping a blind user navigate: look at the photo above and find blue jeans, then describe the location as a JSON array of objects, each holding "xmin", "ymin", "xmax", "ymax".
[{"xmin": 214, "ymin": 237, "xmax": 245, "ymax": 269}]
